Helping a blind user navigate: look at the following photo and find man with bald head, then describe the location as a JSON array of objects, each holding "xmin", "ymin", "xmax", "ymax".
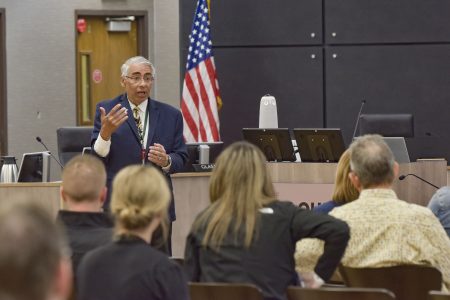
[{"xmin": 57, "ymin": 154, "xmax": 113, "ymax": 276}]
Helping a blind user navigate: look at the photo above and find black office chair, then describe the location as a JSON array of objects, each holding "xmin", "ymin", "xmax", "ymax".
[
  {"xmin": 359, "ymin": 114, "xmax": 414, "ymax": 137},
  {"xmin": 56, "ymin": 126, "xmax": 93, "ymax": 166}
]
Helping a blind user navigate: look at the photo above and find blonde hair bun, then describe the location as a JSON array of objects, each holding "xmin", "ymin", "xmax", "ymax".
[{"xmin": 111, "ymin": 166, "xmax": 170, "ymax": 231}]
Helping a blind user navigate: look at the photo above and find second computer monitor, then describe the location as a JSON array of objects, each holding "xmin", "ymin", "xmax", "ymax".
[
  {"xmin": 242, "ymin": 128, "xmax": 296, "ymax": 162},
  {"xmin": 294, "ymin": 128, "xmax": 345, "ymax": 163}
]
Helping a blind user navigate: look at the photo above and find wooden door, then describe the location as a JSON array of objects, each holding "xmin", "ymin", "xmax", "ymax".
[{"xmin": 76, "ymin": 16, "xmax": 138, "ymax": 125}]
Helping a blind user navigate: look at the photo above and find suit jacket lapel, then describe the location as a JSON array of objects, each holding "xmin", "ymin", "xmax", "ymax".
[
  {"xmin": 121, "ymin": 94, "xmax": 141, "ymax": 145},
  {"xmin": 146, "ymin": 98, "xmax": 159, "ymax": 149}
]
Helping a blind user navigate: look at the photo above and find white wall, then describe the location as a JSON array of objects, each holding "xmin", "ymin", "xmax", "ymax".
[{"xmin": 0, "ymin": 0, "xmax": 180, "ymax": 180}]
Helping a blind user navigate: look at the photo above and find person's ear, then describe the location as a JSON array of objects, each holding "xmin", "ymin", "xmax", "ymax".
[
  {"xmin": 99, "ymin": 186, "xmax": 107, "ymax": 205},
  {"xmin": 120, "ymin": 77, "xmax": 126, "ymax": 88},
  {"xmin": 348, "ymin": 171, "xmax": 362, "ymax": 191},
  {"xmin": 393, "ymin": 161, "xmax": 399, "ymax": 178},
  {"xmin": 60, "ymin": 186, "xmax": 68, "ymax": 204}
]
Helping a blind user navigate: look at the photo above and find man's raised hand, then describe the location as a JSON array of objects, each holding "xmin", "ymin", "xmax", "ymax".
[{"xmin": 99, "ymin": 104, "xmax": 128, "ymax": 140}]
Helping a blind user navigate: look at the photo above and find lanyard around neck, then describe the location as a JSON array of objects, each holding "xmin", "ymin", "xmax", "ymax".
[{"xmin": 140, "ymin": 104, "xmax": 149, "ymax": 148}]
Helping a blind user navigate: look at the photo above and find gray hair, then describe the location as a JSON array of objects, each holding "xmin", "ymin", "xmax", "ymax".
[
  {"xmin": 120, "ymin": 56, "xmax": 156, "ymax": 77},
  {"xmin": 349, "ymin": 134, "xmax": 395, "ymax": 188}
]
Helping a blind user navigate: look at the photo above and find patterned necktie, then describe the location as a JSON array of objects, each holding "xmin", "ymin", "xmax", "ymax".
[{"xmin": 133, "ymin": 106, "xmax": 144, "ymax": 143}]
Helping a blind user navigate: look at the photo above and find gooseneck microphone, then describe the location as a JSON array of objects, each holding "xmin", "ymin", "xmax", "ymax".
[
  {"xmin": 352, "ymin": 99, "xmax": 366, "ymax": 140},
  {"xmin": 399, "ymin": 173, "xmax": 439, "ymax": 189},
  {"xmin": 35, "ymin": 136, "xmax": 64, "ymax": 169}
]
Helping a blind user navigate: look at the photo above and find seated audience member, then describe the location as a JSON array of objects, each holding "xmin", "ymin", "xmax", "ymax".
[
  {"xmin": 314, "ymin": 149, "xmax": 359, "ymax": 214},
  {"xmin": 77, "ymin": 165, "xmax": 189, "ymax": 300},
  {"xmin": 58, "ymin": 154, "xmax": 113, "ymax": 277},
  {"xmin": 295, "ymin": 134, "xmax": 450, "ymax": 290},
  {"xmin": 428, "ymin": 186, "xmax": 450, "ymax": 238},
  {"xmin": 0, "ymin": 200, "xmax": 72, "ymax": 300},
  {"xmin": 184, "ymin": 141, "xmax": 350, "ymax": 300}
]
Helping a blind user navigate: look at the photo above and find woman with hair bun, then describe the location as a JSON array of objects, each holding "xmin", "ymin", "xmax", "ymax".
[{"xmin": 77, "ymin": 166, "xmax": 188, "ymax": 300}]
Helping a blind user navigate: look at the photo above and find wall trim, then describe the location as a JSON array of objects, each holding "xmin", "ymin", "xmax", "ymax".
[{"xmin": 0, "ymin": 8, "xmax": 6, "ymax": 155}]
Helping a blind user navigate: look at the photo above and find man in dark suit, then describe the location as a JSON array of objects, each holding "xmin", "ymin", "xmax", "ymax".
[{"xmin": 91, "ymin": 56, "xmax": 188, "ymax": 254}]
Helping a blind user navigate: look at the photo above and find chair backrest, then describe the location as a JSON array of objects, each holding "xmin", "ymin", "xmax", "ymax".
[
  {"xmin": 429, "ymin": 291, "xmax": 450, "ymax": 300},
  {"xmin": 189, "ymin": 282, "xmax": 263, "ymax": 300},
  {"xmin": 359, "ymin": 113, "xmax": 414, "ymax": 137},
  {"xmin": 287, "ymin": 286, "xmax": 396, "ymax": 300},
  {"xmin": 340, "ymin": 265, "xmax": 442, "ymax": 300},
  {"xmin": 56, "ymin": 127, "xmax": 93, "ymax": 166}
]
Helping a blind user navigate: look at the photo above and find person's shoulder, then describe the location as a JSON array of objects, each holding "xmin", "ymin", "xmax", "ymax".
[
  {"xmin": 97, "ymin": 94, "xmax": 125, "ymax": 108},
  {"xmin": 77, "ymin": 242, "xmax": 113, "ymax": 270},
  {"xmin": 143, "ymin": 251, "xmax": 185, "ymax": 280},
  {"xmin": 264, "ymin": 200, "xmax": 300, "ymax": 216},
  {"xmin": 152, "ymin": 99, "xmax": 181, "ymax": 114},
  {"xmin": 402, "ymin": 201, "xmax": 436, "ymax": 218},
  {"xmin": 149, "ymin": 256, "xmax": 189, "ymax": 298}
]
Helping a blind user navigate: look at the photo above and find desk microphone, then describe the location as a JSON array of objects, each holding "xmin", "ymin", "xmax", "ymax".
[
  {"xmin": 352, "ymin": 99, "xmax": 366, "ymax": 140},
  {"xmin": 398, "ymin": 173, "xmax": 439, "ymax": 189},
  {"xmin": 35, "ymin": 136, "xmax": 64, "ymax": 169}
]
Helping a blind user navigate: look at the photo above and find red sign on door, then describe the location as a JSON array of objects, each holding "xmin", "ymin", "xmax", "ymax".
[
  {"xmin": 92, "ymin": 69, "xmax": 103, "ymax": 84},
  {"xmin": 77, "ymin": 19, "xmax": 87, "ymax": 33}
]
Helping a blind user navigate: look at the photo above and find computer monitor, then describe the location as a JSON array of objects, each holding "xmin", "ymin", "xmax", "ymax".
[
  {"xmin": 181, "ymin": 142, "xmax": 224, "ymax": 172},
  {"xmin": 293, "ymin": 128, "xmax": 346, "ymax": 163},
  {"xmin": 242, "ymin": 128, "xmax": 296, "ymax": 162},
  {"xmin": 359, "ymin": 114, "xmax": 414, "ymax": 137},
  {"xmin": 17, "ymin": 151, "xmax": 50, "ymax": 182},
  {"xmin": 382, "ymin": 137, "xmax": 411, "ymax": 163}
]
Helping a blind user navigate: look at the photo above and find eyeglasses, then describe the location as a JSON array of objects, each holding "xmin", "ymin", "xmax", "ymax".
[{"xmin": 125, "ymin": 75, "xmax": 154, "ymax": 84}]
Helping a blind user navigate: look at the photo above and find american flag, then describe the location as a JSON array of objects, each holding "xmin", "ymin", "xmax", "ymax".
[{"xmin": 181, "ymin": 0, "xmax": 221, "ymax": 142}]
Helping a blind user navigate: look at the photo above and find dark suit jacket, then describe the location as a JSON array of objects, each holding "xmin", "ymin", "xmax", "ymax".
[{"xmin": 91, "ymin": 94, "xmax": 188, "ymax": 221}]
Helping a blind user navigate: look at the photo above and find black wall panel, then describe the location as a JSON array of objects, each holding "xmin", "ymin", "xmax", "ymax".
[
  {"xmin": 180, "ymin": 0, "xmax": 198, "ymax": 49},
  {"xmin": 180, "ymin": 0, "xmax": 323, "ymax": 47},
  {"xmin": 325, "ymin": 0, "xmax": 450, "ymax": 44},
  {"xmin": 214, "ymin": 47, "xmax": 323, "ymax": 145},
  {"xmin": 180, "ymin": 0, "xmax": 450, "ymax": 162},
  {"xmin": 325, "ymin": 45, "xmax": 450, "ymax": 160}
]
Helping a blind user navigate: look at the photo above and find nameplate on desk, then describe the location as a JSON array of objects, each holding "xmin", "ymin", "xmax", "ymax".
[{"xmin": 192, "ymin": 164, "xmax": 215, "ymax": 172}]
